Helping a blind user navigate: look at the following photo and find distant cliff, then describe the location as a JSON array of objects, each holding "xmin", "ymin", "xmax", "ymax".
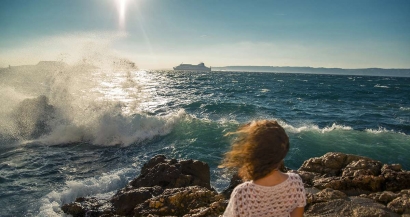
[{"xmin": 212, "ymin": 66, "xmax": 410, "ymax": 77}]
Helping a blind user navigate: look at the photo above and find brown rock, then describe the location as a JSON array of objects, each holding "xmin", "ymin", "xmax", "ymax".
[
  {"xmin": 110, "ymin": 186, "xmax": 163, "ymax": 216},
  {"xmin": 382, "ymin": 164, "xmax": 410, "ymax": 191},
  {"xmin": 130, "ymin": 155, "xmax": 211, "ymax": 190},
  {"xmin": 314, "ymin": 188, "xmax": 347, "ymax": 202},
  {"xmin": 366, "ymin": 191, "xmax": 399, "ymax": 204},
  {"xmin": 61, "ymin": 197, "xmax": 112, "ymax": 217},
  {"xmin": 387, "ymin": 193, "xmax": 410, "ymax": 214},
  {"xmin": 299, "ymin": 152, "xmax": 377, "ymax": 177},
  {"xmin": 342, "ymin": 159, "xmax": 382, "ymax": 177},
  {"xmin": 221, "ymin": 173, "xmax": 242, "ymax": 199},
  {"xmin": 305, "ymin": 197, "xmax": 399, "ymax": 217},
  {"xmin": 134, "ymin": 186, "xmax": 223, "ymax": 216},
  {"xmin": 291, "ymin": 170, "xmax": 321, "ymax": 187}
]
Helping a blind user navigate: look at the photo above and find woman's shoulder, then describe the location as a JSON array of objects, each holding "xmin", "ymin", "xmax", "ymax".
[
  {"xmin": 286, "ymin": 172, "xmax": 304, "ymax": 185},
  {"xmin": 231, "ymin": 181, "xmax": 253, "ymax": 195},
  {"xmin": 234, "ymin": 181, "xmax": 253, "ymax": 190},
  {"xmin": 287, "ymin": 172, "xmax": 302, "ymax": 178}
]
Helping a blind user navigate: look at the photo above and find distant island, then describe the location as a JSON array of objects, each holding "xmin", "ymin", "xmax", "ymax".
[{"xmin": 211, "ymin": 66, "xmax": 410, "ymax": 77}]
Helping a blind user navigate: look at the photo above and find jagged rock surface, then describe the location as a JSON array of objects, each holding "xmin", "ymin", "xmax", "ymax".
[{"xmin": 297, "ymin": 152, "xmax": 410, "ymax": 216}]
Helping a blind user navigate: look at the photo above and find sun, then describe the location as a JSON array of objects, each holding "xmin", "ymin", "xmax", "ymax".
[{"xmin": 116, "ymin": 0, "xmax": 128, "ymax": 29}]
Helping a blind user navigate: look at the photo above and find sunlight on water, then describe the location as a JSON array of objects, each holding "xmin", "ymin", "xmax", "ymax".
[{"xmin": 0, "ymin": 69, "xmax": 409, "ymax": 216}]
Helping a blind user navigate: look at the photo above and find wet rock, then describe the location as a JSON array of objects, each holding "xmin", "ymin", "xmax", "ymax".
[{"xmin": 13, "ymin": 95, "xmax": 56, "ymax": 139}]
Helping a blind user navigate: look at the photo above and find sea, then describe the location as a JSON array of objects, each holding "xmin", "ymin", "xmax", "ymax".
[{"xmin": 0, "ymin": 64, "xmax": 409, "ymax": 216}]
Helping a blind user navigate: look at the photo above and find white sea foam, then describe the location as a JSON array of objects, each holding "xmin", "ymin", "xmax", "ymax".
[
  {"xmin": 374, "ymin": 84, "xmax": 389, "ymax": 88},
  {"xmin": 260, "ymin": 89, "xmax": 270, "ymax": 93},
  {"xmin": 365, "ymin": 127, "xmax": 406, "ymax": 135},
  {"xmin": 279, "ymin": 122, "xmax": 352, "ymax": 134},
  {"xmin": 400, "ymin": 107, "xmax": 410, "ymax": 111},
  {"xmin": 37, "ymin": 109, "xmax": 187, "ymax": 146},
  {"xmin": 37, "ymin": 167, "xmax": 136, "ymax": 217},
  {"xmin": 0, "ymin": 50, "xmax": 188, "ymax": 146}
]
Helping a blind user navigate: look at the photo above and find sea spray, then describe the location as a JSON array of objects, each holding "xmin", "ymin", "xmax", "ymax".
[{"xmin": 38, "ymin": 167, "xmax": 137, "ymax": 216}]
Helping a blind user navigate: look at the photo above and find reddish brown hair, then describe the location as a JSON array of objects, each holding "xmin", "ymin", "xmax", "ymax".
[{"xmin": 220, "ymin": 120, "xmax": 289, "ymax": 181}]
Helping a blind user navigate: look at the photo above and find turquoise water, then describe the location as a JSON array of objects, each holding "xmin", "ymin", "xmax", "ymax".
[{"xmin": 0, "ymin": 68, "xmax": 409, "ymax": 216}]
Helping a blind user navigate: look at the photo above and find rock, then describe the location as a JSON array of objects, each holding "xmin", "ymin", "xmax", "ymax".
[
  {"xmin": 300, "ymin": 152, "xmax": 410, "ymax": 216},
  {"xmin": 300, "ymin": 152, "xmax": 410, "ymax": 196},
  {"xmin": 12, "ymin": 95, "xmax": 56, "ymax": 139},
  {"xmin": 221, "ymin": 173, "xmax": 242, "ymax": 199},
  {"xmin": 134, "ymin": 186, "xmax": 224, "ymax": 216},
  {"xmin": 61, "ymin": 197, "xmax": 112, "ymax": 217},
  {"xmin": 382, "ymin": 164, "xmax": 410, "ymax": 191},
  {"xmin": 305, "ymin": 197, "xmax": 400, "ymax": 217},
  {"xmin": 110, "ymin": 186, "xmax": 163, "ymax": 216},
  {"xmin": 366, "ymin": 191, "xmax": 398, "ymax": 204},
  {"xmin": 299, "ymin": 152, "xmax": 380, "ymax": 177},
  {"xmin": 292, "ymin": 170, "xmax": 321, "ymax": 187},
  {"xmin": 342, "ymin": 159, "xmax": 382, "ymax": 177},
  {"xmin": 314, "ymin": 188, "xmax": 347, "ymax": 202},
  {"xmin": 61, "ymin": 152, "xmax": 410, "ymax": 217},
  {"xmin": 387, "ymin": 191, "xmax": 410, "ymax": 214},
  {"xmin": 130, "ymin": 155, "xmax": 211, "ymax": 190},
  {"xmin": 299, "ymin": 152, "xmax": 356, "ymax": 176},
  {"xmin": 62, "ymin": 155, "xmax": 221, "ymax": 217}
]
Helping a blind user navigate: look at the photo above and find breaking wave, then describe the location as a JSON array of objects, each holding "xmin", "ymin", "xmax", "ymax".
[{"xmin": 38, "ymin": 167, "xmax": 137, "ymax": 217}]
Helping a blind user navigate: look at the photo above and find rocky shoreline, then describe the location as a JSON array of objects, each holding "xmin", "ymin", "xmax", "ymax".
[{"xmin": 62, "ymin": 152, "xmax": 410, "ymax": 216}]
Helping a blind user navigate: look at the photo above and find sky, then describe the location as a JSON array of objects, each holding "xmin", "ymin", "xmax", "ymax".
[{"xmin": 0, "ymin": 0, "xmax": 409, "ymax": 69}]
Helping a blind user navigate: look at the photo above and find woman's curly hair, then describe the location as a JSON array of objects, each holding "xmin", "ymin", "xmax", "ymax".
[{"xmin": 220, "ymin": 120, "xmax": 289, "ymax": 181}]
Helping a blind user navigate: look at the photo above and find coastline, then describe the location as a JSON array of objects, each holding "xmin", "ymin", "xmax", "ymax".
[{"xmin": 62, "ymin": 152, "xmax": 410, "ymax": 216}]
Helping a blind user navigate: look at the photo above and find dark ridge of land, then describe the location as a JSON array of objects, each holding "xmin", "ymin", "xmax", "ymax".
[{"xmin": 212, "ymin": 66, "xmax": 410, "ymax": 77}]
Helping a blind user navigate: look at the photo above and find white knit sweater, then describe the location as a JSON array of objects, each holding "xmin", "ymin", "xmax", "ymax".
[{"xmin": 223, "ymin": 172, "xmax": 306, "ymax": 217}]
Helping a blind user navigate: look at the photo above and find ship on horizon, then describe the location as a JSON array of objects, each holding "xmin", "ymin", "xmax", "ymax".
[{"xmin": 173, "ymin": 62, "xmax": 211, "ymax": 71}]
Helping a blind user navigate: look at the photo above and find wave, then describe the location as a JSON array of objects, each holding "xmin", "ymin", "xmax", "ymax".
[
  {"xmin": 400, "ymin": 107, "xmax": 410, "ymax": 111},
  {"xmin": 0, "ymin": 59, "xmax": 187, "ymax": 146},
  {"xmin": 365, "ymin": 127, "xmax": 406, "ymax": 135},
  {"xmin": 2, "ymin": 93, "xmax": 186, "ymax": 146},
  {"xmin": 280, "ymin": 122, "xmax": 353, "ymax": 134},
  {"xmin": 374, "ymin": 84, "xmax": 389, "ymax": 88},
  {"xmin": 35, "ymin": 109, "xmax": 187, "ymax": 146},
  {"xmin": 37, "ymin": 167, "xmax": 136, "ymax": 217},
  {"xmin": 270, "ymin": 121, "xmax": 408, "ymax": 136}
]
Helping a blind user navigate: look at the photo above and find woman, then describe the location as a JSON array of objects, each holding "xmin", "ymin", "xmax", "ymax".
[{"xmin": 220, "ymin": 120, "xmax": 306, "ymax": 217}]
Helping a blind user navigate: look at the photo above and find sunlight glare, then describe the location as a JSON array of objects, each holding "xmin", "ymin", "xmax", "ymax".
[{"xmin": 117, "ymin": 0, "xmax": 128, "ymax": 29}]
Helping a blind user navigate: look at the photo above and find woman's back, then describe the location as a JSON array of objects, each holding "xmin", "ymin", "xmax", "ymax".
[{"xmin": 223, "ymin": 172, "xmax": 306, "ymax": 217}]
